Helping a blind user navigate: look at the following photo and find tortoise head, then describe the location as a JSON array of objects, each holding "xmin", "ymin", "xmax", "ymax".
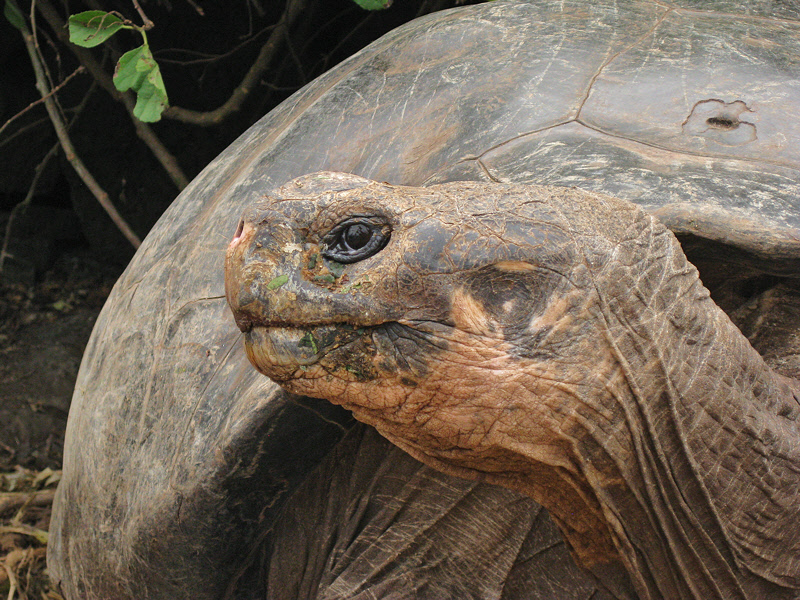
[{"xmin": 225, "ymin": 172, "xmax": 613, "ymax": 461}]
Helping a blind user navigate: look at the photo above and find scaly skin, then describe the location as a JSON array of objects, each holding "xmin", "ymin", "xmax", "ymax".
[{"xmin": 225, "ymin": 172, "xmax": 800, "ymax": 600}]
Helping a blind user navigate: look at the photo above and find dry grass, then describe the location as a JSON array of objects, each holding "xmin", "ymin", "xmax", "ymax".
[{"xmin": 0, "ymin": 468, "xmax": 63, "ymax": 600}]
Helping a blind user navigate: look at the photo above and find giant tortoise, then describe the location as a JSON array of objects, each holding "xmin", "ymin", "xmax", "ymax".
[{"xmin": 48, "ymin": 1, "xmax": 800, "ymax": 599}]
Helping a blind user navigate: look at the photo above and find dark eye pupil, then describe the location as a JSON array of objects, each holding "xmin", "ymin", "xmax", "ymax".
[{"xmin": 343, "ymin": 223, "xmax": 372, "ymax": 250}]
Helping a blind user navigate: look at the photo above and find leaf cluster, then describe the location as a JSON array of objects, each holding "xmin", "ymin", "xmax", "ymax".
[{"xmin": 69, "ymin": 10, "xmax": 167, "ymax": 122}]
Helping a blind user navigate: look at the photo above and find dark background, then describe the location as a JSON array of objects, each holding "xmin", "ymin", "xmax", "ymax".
[{"xmin": 0, "ymin": 0, "xmax": 483, "ymax": 471}]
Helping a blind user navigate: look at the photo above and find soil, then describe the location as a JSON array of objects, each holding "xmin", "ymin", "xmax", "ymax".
[{"xmin": 0, "ymin": 250, "xmax": 121, "ymax": 472}]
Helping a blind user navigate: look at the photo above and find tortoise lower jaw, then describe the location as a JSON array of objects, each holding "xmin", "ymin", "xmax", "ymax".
[
  {"xmin": 244, "ymin": 323, "xmax": 380, "ymax": 383},
  {"xmin": 245, "ymin": 326, "xmax": 323, "ymax": 380}
]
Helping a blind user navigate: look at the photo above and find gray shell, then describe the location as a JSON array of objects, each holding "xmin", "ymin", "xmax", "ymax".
[{"xmin": 48, "ymin": 1, "xmax": 800, "ymax": 599}]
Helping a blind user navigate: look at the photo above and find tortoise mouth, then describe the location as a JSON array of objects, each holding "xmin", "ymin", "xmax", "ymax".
[
  {"xmin": 245, "ymin": 326, "xmax": 325, "ymax": 373},
  {"xmin": 244, "ymin": 323, "xmax": 380, "ymax": 383}
]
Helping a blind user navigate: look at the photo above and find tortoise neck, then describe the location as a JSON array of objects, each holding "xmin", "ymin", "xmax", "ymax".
[{"xmin": 575, "ymin": 228, "xmax": 800, "ymax": 600}]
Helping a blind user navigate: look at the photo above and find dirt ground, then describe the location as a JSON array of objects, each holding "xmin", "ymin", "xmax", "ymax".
[
  {"xmin": 0, "ymin": 250, "xmax": 121, "ymax": 599},
  {"xmin": 0, "ymin": 251, "xmax": 120, "ymax": 471}
]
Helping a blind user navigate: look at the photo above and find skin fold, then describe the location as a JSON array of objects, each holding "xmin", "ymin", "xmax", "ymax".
[{"xmin": 225, "ymin": 171, "xmax": 800, "ymax": 600}]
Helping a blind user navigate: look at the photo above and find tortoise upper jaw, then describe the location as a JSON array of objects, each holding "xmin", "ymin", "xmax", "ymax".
[{"xmin": 225, "ymin": 211, "xmax": 309, "ymax": 332}]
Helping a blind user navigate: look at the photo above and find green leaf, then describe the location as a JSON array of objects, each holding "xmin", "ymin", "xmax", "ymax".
[
  {"xmin": 51, "ymin": 299, "xmax": 72, "ymax": 312},
  {"xmin": 133, "ymin": 65, "xmax": 168, "ymax": 121},
  {"xmin": 68, "ymin": 11, "xmax": 125, "ymax": 48},
  {"xmin": 4, "ymin": 0, "xmax": 26, "ymax": 32},
  {"xmin": 350, "ymin": 0, "xmax": 393, "ymax": 9},
  {"xmin": 299, "ymin": 332, "xmax": 318, "ymax": 354},
  {"xmin": 113, "ymin": 45, "xmax": 150, "ymax": 91},
  {"xmin": 114, "ymin": 45, "xmax": 169, "ymax": 122},
  {"xmin": 266, "ymin": 274, "xmax": 289, "ymax": 290},
  {"xmin": 326, "ymin": 260, "xmax": 345, "ymax": 278}
]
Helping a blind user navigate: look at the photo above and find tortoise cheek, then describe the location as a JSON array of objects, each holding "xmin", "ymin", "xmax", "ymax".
[{"xmin": 457, "ymin": 265, "xmax": 568, "ymax": 333}]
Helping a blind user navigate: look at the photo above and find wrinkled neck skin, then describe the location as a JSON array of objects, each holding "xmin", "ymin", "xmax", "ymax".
[
  {"xmin": 346, "ymin": 219, "xmax": 800, "ymax": 600},
  {"xmin": 562, "ymin": 225, "xmax": 800, "ymax": 600}
]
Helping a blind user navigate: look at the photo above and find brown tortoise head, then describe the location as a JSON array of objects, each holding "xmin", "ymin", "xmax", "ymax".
[
  {"xmin": 224, "ymin": 171, "xmax": 631, "ymax": 446},
  {"xmin": 225, "ymin": 171, "xmax": 670, "ymax": 566},
  {"xmin": 225, "ymin": 171, "xmax": 800, "ymax": 598}
]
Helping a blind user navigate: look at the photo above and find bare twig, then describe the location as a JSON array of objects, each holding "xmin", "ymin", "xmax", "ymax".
[
  {"xmin": 35, "ymin": 0, "xmax": 190, "ymax": 190},
  {"xmin": 164, "ymin": 0, "xmax": 309, "ymax": 126},
  {"xmin": 260, "ymin": 81, "xmax": 301, "ymax": 93},
  {"xmin": 2, "ymin": 558, "xmax": 20, "ymax": 600},
  {"xmin": 0, "ymin": 143, "xmax": 57, "ymax": 276},
  {"xmin": 0, "ymin": 489, "xmax": 56, "ymax": 516},
  {"xmin": 0, "ymin": 115, "xmax": 52, "ymax": 150},
  {"xmin": 131, "ymin": 0, "xmax": 154, "ymax": 30},
  {"xmin": 0, "ymin": 79, "xmax": 98, "ymax": 276},
  {"xmin": 155, "ymin": 22, "xmax": 278, "ymax": 66},
  {"xmin": 299, "ymin": 5, "xmax": 369, "ymax": 76},
  {"xmin": 30, "ymin": 1, "xmax": 58, "ymax": 102},
  {"xmin": 184, "ymin": 0, "xmax": 205, "ymax": 17},
  {"xmin": 247, "ymin": 0, "xmax": 266, "ymax": 19},
  {"xmin": 14, "ymin": 10, "xmax": 141, "ymax": 249},
  {"xmin": 0, "ymin": 66, "xmax": 84, "ymax": 139},
  {"xmin": 0, "ymin": 525, "xmax": 49, "ymax": 544},
  {"xmin": 281, "ymin": 15, "xmax": 305, "ymax": 82}
]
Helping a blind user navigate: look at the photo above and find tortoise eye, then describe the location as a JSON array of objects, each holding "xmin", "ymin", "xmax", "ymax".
[{"xmin": 322, "ymin": 218, "xmax": 390, "ymax": 264}]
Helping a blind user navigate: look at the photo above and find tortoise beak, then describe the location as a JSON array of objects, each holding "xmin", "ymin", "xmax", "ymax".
[{"xmin": 224, "ymin": 206, "xmax": 305, "ymax": 333}]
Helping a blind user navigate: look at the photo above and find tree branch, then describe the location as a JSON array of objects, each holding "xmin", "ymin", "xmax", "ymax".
[
  {"xmin": 16, "ymin": 13, "xmax": 141, "ymax": 249},
  {"xmin": 0, "ymin": 142, "xmax": 57, "ymax": 276},
  {"xmin": 0, "ymin": 65, "xmax": 84, "ymax": 139},
  {"xmin": 0, "ymin": 80, "xmax": 100, "ymax": 277},
  {"xmin": 131, "ymin": 0, "xmax": 154, "ymax": 30},
  {"xmin": 163, "ymin": 0, "xmax": 309, "ymax": 126}
]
